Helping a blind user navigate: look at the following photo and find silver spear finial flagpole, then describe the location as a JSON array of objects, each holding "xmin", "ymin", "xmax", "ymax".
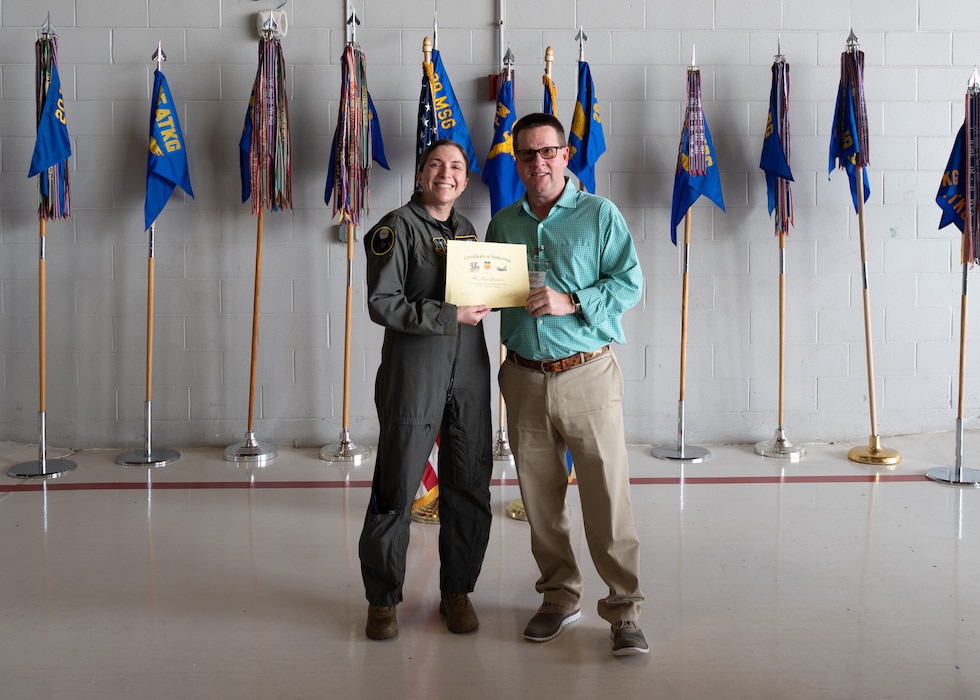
[
  {"xmin": 38, "ymin": 11, "xmax": 54, "ymax": 39},
  {"xmin": 346, "ymin": 5, "xmax": 360, "ymax": 44},
  {"xmin": 575, "ymin": 25, "xmax": 587, "ymax": 62},
  {"xmin": 152, "ymin": 41, "xmax": 166, "ymax": 70},
  {"xmin": 116, "ymin": 39, "xmax": 181, "ymax": 468},
  {"xmin": 433, "ymin": 1, "xmax": 438, "ymax": 49}
]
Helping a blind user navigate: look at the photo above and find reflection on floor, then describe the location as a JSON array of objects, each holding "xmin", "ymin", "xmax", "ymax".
[{"xmin": 2, "ymin": 432, "xmax": 979, "ymax": 699}]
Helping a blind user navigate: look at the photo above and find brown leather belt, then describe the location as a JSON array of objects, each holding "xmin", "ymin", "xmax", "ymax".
[{"xmin": 507, "ymin": 345, "xmax": 609, "ymax": 374}]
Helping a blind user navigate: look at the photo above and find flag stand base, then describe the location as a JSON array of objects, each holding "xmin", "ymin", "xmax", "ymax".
[
  {"xmin": 926, "ymin": 466, "xmax": 980, "ymax": 486},
  {"xmin": 847, "ymin": 435, "xmax": 900, "ymax": 468},
  {"xmin": 8, "ymin": 413, "xmax": 77, "ymax": 479},
  {"xmin": 493, "ymin": 428, "xmax": 513, "ymax": 461},
  {"xmin": 225, "ymin": 430, "xmax": 277, "ymax": 466},
  {"xmin": 319, "ymin": 430, "xmax": 371, "ymax": 464},
  {"xmin": 652, "ymin": 444, "xmax": 711, "ymax": 463},
  {"xmin": 411, "ymin": 498, "xmax": 440, "ymax": 524},
  {"xmin": 755, "ymin": 426, "xmax": 805, "ymax": 461},
  {"xmin": 505, "ymin": 498, "xmax": 527, "ymax": 521},
  {"xmin": 116, "ymin": 448, "xmax": 180, "ymax": 468},
  {"xmin": 8, "ymin": 458, "xmax": 76, "ymax": 479}
]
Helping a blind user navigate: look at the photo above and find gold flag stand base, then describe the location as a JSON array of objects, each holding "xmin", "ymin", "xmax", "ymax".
[
  {"xmin": 847, "ymin": 435, "xmax": 901, "ymax": 468},
  {"xmin": 411, "ymin": 497, "xmax": 440, "ymax": 524},
  {"xmin": 505, "ymin": 498, "xmax": 527, "ymax": 521}
]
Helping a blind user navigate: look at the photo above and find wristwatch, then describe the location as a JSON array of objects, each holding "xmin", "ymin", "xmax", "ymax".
[{"xmin": 570, "ymin": 292, "xmax": 582, "ymax": 316}]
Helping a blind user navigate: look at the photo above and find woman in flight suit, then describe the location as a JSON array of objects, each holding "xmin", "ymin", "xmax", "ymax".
[{"xmin": 358, "ymin": 139, "xmax": 493, "ymax": 640}]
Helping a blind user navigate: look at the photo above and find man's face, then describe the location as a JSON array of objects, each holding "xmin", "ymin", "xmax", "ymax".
[{"xmin": 514, "ymin": 125, "xmax": 569, "ymax": 202}]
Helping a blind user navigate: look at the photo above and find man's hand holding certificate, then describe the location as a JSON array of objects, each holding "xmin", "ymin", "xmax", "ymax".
[{"xmin": 445, "ymin": 240, "xmax": 530, "ymax": 308}]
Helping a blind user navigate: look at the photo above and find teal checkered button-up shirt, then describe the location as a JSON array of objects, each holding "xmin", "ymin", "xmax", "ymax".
[{"xmin": 486, "ymin": 179, "xmax": 643, "ymax": 360}]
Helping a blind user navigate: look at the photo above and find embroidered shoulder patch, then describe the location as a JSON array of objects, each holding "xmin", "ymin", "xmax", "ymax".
[{"xmin": 369, "ymin": 226, "xmax": 395, "ymax": 256}]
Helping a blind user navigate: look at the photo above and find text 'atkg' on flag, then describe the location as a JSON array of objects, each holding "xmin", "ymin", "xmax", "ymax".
[
  {"xmin": 482, "ymin": 75, "xmax": 524, "ymax": 215},
  {"xmin": 670, "ymin": 68, "xmax": 725, "ymax": 245},
  {"xmin": 145, "ymin": 69, "xmax": 194, "ymax": 231},
  {"xmin": 567, "ymin": 61, "xmax": 606, "ymax": 194}
]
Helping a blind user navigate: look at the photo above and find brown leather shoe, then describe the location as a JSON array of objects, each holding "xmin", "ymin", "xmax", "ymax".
[
  {"xmin": 439, "ymin": 593, "xmax": 479, "ymax": 634},
  {"xmin": 365, "ymin": 604, "xmax": 398, "ymax": 640}
]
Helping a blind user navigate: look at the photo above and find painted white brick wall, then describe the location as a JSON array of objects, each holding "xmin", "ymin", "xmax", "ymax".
[{"xmin": 1, "ymin": 0, "xmax": 978, "ymax": 449}]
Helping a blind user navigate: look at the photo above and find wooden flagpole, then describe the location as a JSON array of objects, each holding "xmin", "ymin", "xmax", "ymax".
[
  {"xmin": 653, "ymin": 211, "xmax": 710, "ymax": 462},
  {"xmin": 654, "ymin": 50, "xmax": 710, "ymax": 463},
  {"xmin": 756, "ymin": 50, "xmax": 804, "ymax": 460},
  {"xmin": 846, "ymin": 167, "xmax": 900, "ymax": 466},
  {"xmin": 320, "ymin": 5, "xmax": 371, "ymax": 464},
  {"xmin": 841, "ymin": 31, "xmax": 899, "ymax": 467},
  {"xmin": 928, "ymin": 71, "xmax": 980, "ymax": 485},
  {"xmin": 118, "ymin": 43, "xmax": 180, "ymax": 468},
  {"xmin": 10, "ymin": 20, "xmax": 76, "ymax": 479}
]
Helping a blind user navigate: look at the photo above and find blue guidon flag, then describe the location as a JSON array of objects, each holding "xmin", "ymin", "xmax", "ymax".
[
  {"xmin": 145, "ymin": 68, "xmax": 193, "ymax": 230},
  {"xmin": 482, "ymin": 75, "xmax": 523, "ymax": 215},
  {"xmin": 567, "ymin": 60, "xmax": 606, "ymax": 193},
  {"xmin": 670, "ymin": 66, "xmax": 725, "ymax": 245},
  {"xmin": 419, "ymin": 49, "xmax": 481, "ymax": 175}
]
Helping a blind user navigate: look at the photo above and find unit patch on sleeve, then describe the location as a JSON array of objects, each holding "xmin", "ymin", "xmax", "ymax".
[{"xmin": 369, "ymin": 226, "xmax": 396, "ymax": 256}]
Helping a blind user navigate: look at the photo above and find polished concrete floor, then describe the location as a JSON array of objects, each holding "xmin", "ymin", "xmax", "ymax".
[{"xmin": 2, "ymin": 430, "xmax": 979, "ymax": 699}]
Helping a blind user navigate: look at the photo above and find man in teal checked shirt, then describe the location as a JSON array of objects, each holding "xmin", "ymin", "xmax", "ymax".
[{"xmin": 487, "ymin": 112, "xmax": 648, "ymax": 656}]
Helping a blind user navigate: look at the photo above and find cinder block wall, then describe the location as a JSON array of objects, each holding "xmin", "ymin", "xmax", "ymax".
[{"xmin": 0, "ymin": 0, "xmax": 975, "ymax": 449}]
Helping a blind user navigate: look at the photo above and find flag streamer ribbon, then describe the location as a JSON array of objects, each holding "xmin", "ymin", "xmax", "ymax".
[
  {"xmin": 32, "ymin": 36, "xmax": 71, "ymax": 220},
  {"xmin": 332, "ymin": 43, "xmax": 371, "ymax": 225},
  {"xmin": 965, "ymin": 86, "xmax": 980, "ymax": 264},
  {"xmin": 684, "ymin": 67, "xmax": 707, "ymax": 176},
  {"xmin": 248, "ymin": 36, "xmax": 292, "ymax": 215},
  {"xmin": 840, "ymin": 48, "xmax": 870, "ymax": 168}
]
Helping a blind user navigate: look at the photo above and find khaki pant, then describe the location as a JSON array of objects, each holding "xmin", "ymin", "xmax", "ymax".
[{"xmin": 500, "ymin": 350, "xmax": 644, "ymax": 623}]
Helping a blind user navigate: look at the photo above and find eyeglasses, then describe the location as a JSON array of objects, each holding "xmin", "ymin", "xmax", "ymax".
[{"xmin": 514, "ymin": 145, "xmax": 566, "ymax": 162}]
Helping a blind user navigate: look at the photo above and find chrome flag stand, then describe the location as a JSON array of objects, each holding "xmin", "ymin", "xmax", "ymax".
[
  {"xmin": 928, "ymin": 70, "xmax": 980, "ymax": 486},
  {"xmin": 320, "ymin": 6, "xmax": 371, "ymax": 465},
  {"xmin": 117, "ymin": 43, "xmax": 185, "ymax": 468},
  {"xmin": 832, "ymin": 31, "xmax": 900, "ymax": 467},
  {"xmin": 226, "ymin": 16, "xmax": 291, "ymax": 466},
  {"xmin": 755, "ymin": 45, "xmax": 805, "ymax": 461},
  {"xmin": 11, "ymin": 16, "xmax": 76, "ymax": 480}
]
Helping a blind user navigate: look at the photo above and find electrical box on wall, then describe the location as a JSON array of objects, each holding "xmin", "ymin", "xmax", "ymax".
[{"xmin": 256, "ymin": 10, "xmax": 288, "ymax": 38}]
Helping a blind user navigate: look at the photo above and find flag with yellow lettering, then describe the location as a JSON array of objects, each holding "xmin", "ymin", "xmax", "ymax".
[
  {"xmin": 145, "ymin": 69, "xmax": 193, "ymax": 230},
  {"xmin": 28, "ymin": 35, "xmax": 71, "ymax": 219},
  {"xmin": 937, "ymin": 124, "xmax": 967, "ymax": 234},
  {"xmin": 427, "ymin": 49, "xmax": 481, "ymax": 174},
  {"xmin": 567, "ymin": 60, "xmax": 605, "ymax": 193},
  {"xmin": 482, "ymin": 74, "xmax": 523, "ymax": 215}
]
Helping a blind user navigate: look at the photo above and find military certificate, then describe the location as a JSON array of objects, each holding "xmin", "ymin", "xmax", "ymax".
[{"xmin": 445, "ymin": 240, "xmax": 530, "ymax": 308}]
